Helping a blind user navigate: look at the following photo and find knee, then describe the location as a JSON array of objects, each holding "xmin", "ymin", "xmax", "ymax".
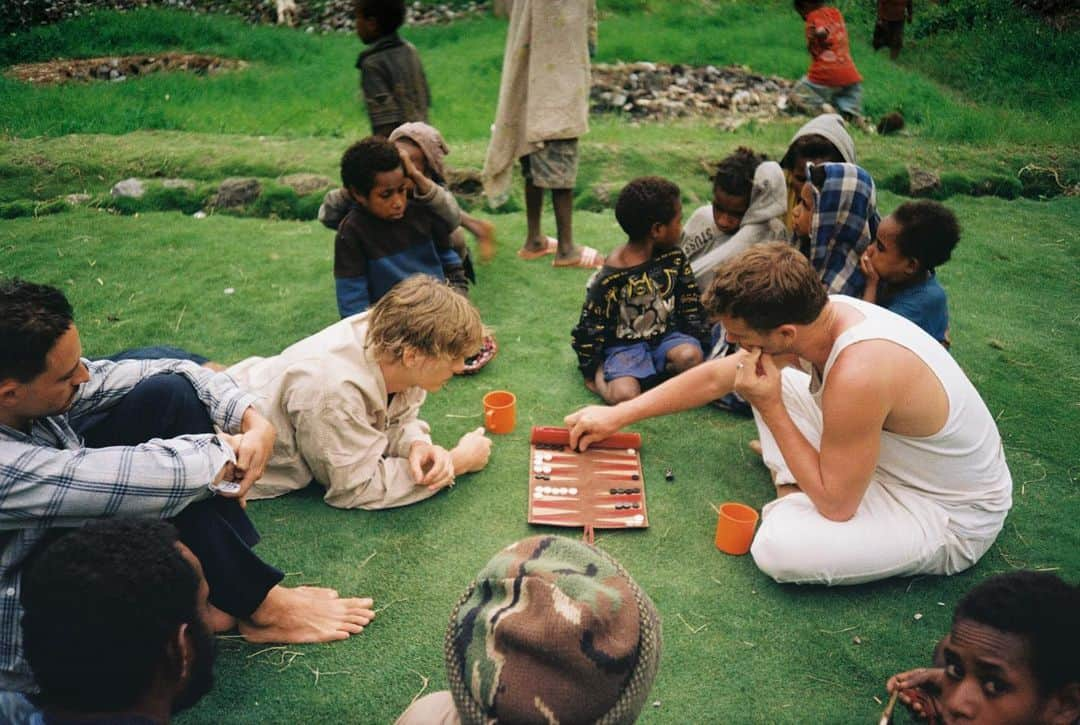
[
  {"xmin": 134, "ymin": 374, "xmax": 212, "ymax": 433},
  {"xmin": 665, "ymin": 344, "xmax": 703, "ymax": 373},
  {"xmin": 603, "ymin": 378, "xmax": 641, "ymax": 405},
  {"xmin": 750, "ymin": 521, "xmax": 827, "ymax": 585}
]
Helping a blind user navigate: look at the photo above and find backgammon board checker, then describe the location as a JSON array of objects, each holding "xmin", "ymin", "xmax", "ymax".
[{"xmin": 527, "ymin": 426, "xmax": 649, "ymax": 543}]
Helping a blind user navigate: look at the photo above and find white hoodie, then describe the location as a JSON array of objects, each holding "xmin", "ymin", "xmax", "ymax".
[{"xmin": 679, "ymin": 161, "xmax": 788, "ymax": 290}]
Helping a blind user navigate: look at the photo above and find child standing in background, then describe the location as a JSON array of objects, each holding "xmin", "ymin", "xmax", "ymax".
[
  {"xmin": 572, "ymin": 177, "xmax": 710, "ymax": 404},
  {"xmin": 874, "ymin": 0, "xmax": 913, "ymax": 60},
  {"xmin": 355, "ymin": 0, "xmax": 430, "ymax": 137},
  {"xmin": 791, "ymin": 0, "xmax": 866, "ymax": 127},
  {"xmin": 861, "ymin": 200, "xmax": 958, "ymax": 347}
]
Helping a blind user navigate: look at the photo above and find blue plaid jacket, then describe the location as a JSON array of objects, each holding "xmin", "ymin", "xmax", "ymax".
[
  {"xmin": 0, "ymin": 358, "xmax": 255, "ymax": 691},
  {"xmin": 800, "ymin": 162, "xmax": 880, "ymax": 297}
]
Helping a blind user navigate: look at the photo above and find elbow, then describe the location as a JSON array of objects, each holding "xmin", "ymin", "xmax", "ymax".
[{"xmin": 817, "ymin": 499, "xmax": 858, "ymax": 522}]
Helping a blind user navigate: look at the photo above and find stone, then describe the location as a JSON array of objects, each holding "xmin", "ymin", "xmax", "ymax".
[
  {"xmin": 908, "ymin": 167, "xmax": 941, "ymax": 197},
  {"xmin": 64, "ymin": 193, "xmax": 92, "ymax": 205},
  {"xmin": 210, "ymin": 177, "xmax": 262, "ymax": 208},
  {"xmin": 445, "ymin": 168, "xmax": 483, "ymax": 198},
  {"xmin": 278, "ymin": 172, "xmax": 334, "ymax": 196},
  {"xmin": 589, "ymin": 182, "xmax": 620, "ymax": 207},
  {"xmin": 111, "ymin": 178, "xmax": 145, "ymax": 198}
]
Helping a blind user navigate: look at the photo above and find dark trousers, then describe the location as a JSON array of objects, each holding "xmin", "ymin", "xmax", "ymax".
[{"xmin": 73, "ymin": 372, "xmax": 283, "ymax": 618}]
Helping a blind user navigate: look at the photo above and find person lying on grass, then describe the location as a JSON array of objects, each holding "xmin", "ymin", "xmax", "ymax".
[
  {"xmin": 319, "ymin": 136, "xmax": 468, "ymax": 319},
  {"xmin": 0, "ymin": 520, "xmax": 218, "ymax": 724},
  {"xmin": 0, "ymin": 280, "xmax": 374, "ymax": 693},
  {"xmin": 565, "ymin": 243, "xmax": 1012, "ymax": 586},
  {"xmin": 886, "ymin": 571, "xmax": 1079, "ymax": 724},
  {"xmin": 233, "ymin": 275, "xmax": 492, "ymax": 509},
  {"xmin": 570, "ymin": 177, "xmax": 711, "ymax": 405},
  {"xmin": 860, "ymin": 200, "xmax": 959, "ymax": 348}
]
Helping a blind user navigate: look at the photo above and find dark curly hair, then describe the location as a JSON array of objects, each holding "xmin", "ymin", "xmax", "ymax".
[
  {"xmin": 892, "ymin": 200, "xmax": 960, "ymax": 272},
  {"xmin": 954, "ymin": 571, "xmax": 1079, "ymax": 695},
  {"xmin": 341, "ymin": 136, "xmax": 402, "ymax": 196},
  {"xmin": 356, "ymin": 0, "xmax": 406, "ymax": 35},
  {"xmin": 713, "ymin": 147, "xmax": 766, "ymax": 200},
  {"xmin": 780, "ymin": 133, "xmax": 845, "ymax": 171},
  {"xmin": 0, "ymin": 279, "xmax": 74, "ymax": 382},
  {"xmin": 21, "ymin": 519, "xmax": 206, "ymax": 713},
  {"xmin": 615, "ymin": 176, "xmax": 681, "ymax": 241}
]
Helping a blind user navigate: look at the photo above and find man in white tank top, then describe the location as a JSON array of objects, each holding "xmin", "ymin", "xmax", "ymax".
[{"xmin": 565, "ymin": 243, "xmax": 1012, "ymax": 585}]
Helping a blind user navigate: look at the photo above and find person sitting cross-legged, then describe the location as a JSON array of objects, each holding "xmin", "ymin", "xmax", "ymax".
[{"xmin": 565, "ymin": 243, "xmax": 1012, "ymax": 585}]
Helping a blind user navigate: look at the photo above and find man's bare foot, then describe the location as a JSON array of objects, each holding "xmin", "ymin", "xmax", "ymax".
[
  {"xmin": 238, "ymin": 585, "xmax": 376, "ymax": 644},
  {"xmin": 748, "ymin": 439, "xmax": 763, "ymax": 456},
  {"xmin": 552, "ymin": 245, "xmax": 604, "ymax": 268},
  {"xmin": 517, "ymin": 235, "xmax": 557, "ymax": 260}
]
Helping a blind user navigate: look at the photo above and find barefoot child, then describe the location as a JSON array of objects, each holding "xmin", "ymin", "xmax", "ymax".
[
  {"xmin": 861, "ymin": 200, "xmax": 959, "ymax": 347},
  {"xmin": 790, "ymin": 161, "xmax": 879, "ymax": 297},
  {"xmin": 886, "ymin": 571, "xmax": 1079, "ymax": 724},
  {"xmin": 571, "ymin": 177, "xmax": 710, "ymax": 404}
]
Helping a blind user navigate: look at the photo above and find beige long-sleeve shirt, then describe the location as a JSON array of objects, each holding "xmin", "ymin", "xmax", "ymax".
[{"xmin": 227, "ymin": 314, "xmax": 435, "ymax": 509}]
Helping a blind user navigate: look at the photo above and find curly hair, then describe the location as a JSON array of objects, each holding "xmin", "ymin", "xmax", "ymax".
[
  {"xmin": 713, "ymin": 147, "xmax": 766, "ymax": 200},
  {"xmin": 0, "ymin": 279, "xmax": 74, "ymax": 382},
  {"xmin": 954, "ymin": 571, "xmax": 1079, "ymax": 695},
  {"xmin": 341, "ymin": 136, "xmax": 402, "ymax": 196},
  {"xmin": 355, "ymin": 0, "xmax": 406, "ymax": 34},
  {"xmin": 614, "ymin": 176, "xmax": 681, "ymax": 241},
  {"xmin": 892, "ymin": 200, "xmax": 960, "ymax": 272},
  {"xmin": 21, "ymin": 519, "xmax": 203, "ymax": 712}
]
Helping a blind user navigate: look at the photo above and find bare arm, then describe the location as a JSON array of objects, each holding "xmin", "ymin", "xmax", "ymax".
[{"xmin": 738, "ymin": 348, "xmax": 887, "ymax": 521}]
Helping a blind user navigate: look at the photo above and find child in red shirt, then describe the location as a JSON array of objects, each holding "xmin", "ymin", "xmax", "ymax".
[{"xmin": 791, "ymin": 0, "xmax": 866, "ymax": 126}]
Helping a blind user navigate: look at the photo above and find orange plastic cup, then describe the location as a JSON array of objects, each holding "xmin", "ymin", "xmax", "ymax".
[
  {"xmin": 483, "ymin": 390, "xmax": 516, "ymax": 434},
  {"xmin": 714, "ymin": 502, "xmax": 760, "ymax": 555}
]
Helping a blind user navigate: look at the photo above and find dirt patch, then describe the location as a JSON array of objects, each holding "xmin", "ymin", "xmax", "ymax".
[
  {"xmin": 590, "ymin": 62, "xmax": 794, "ymax": 128},
  {"xmin": 7, "ymin": 53, "xmax": 247, "ymax": 85}
]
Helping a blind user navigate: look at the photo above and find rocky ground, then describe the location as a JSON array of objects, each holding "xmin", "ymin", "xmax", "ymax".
[{"xmin": 7, "ymin": 53, "xmax": 246, "ymax": 84}]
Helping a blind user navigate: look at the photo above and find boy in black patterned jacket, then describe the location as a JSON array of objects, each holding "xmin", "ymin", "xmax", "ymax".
[{"xmin": 571, "ymin": 177, "xmax": 710, "ymax": 404}]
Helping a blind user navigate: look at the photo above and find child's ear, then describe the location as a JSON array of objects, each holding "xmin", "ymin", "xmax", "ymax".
[{"xmin": 347, "ymin": 187, "xmax": 368, "ymax": 207}]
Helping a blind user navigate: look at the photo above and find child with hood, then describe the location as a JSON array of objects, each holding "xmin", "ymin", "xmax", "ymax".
[
  {"xmin": 680, "ymin": 147, "xmax": 788, "ymax": 292},
  {"xmin": 790, "ymin": 161, "xmax": 880, "ymax": 297},
  {"xmin": 780, "ymin": 113, "xmax": 857, "ymax": 231}
]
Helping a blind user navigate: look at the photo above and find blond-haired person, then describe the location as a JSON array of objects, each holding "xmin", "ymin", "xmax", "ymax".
[
  {"xmin": 565, "ymin": 243, "xmax": 1012, "ymax": 586},
  {"xmin": 228, "ymin": 275, "xmax": 492, "ymax": 509}
]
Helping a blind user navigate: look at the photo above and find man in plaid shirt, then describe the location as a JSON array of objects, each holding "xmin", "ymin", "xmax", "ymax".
[{"xmin": 0, "ymin": 280, "xmax": 375, "ymax": 691}]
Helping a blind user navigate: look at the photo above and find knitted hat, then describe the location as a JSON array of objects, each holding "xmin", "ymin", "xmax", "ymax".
[{"xmin": 444, "ymin": 536, "xmax": 662, "ymax": 725}]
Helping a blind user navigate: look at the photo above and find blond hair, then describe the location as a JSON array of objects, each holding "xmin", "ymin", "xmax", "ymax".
[
  {"xmin": 703, "ymin": 243, "xmax": 827, "ymax": 331},
  {"xmin": 366, "ymin": 275, "xmax": 483, "ymax": 361}
]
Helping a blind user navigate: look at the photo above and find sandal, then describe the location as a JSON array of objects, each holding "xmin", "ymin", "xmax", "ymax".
[
  {"xmin": 516, "ymin": 236, "xmax": 558, "ymax": 260},
  {"xmin": 552, "ymin": 245, "xmax": 605, "ymax": 269},
  {"xmin": 460, "ymin": 335, "xmax": 498, "ymax": 375}
]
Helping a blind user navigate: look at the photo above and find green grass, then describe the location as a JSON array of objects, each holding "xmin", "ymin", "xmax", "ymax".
[{"xmin": 1, "ymin": 2, "xmax": 1078, "ymax": 722}]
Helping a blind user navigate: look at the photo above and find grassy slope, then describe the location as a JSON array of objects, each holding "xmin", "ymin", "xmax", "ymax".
[{"xmin": 1, "ymin": 1, "xmax": 1078, "ymax": 723}]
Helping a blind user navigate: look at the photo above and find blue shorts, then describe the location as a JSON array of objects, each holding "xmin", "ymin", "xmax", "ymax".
[{"xmin": 602, "ymin": 331, "xmax": 702, "ymax": 383}]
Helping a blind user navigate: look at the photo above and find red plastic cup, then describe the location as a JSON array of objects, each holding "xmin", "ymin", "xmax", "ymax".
[{"xmin": 714, "ymin": 502, "xmax": 759, "ymax": 555}]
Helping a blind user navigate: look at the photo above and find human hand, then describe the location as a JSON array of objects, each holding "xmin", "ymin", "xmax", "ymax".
[
  {"xmin": 397, "ymin": 146, "xmax": 432, "ymax": 195},
  {"xmin": 860, "ymin": 251, "xmax": 880, "ymax": 286},
  {"xmin": 451, "ymin": 427, "xmax": 492, "ymax": 475},
  {"xmin": 565, "ymin": 405, "xmax": 623, "ymax": 452},
  {"xmin": 733, "ymin": 348, "xmax": 782, "ymax": 413},
  {"xmin": 212, "ymin": 433, "xmax": 246, "ymax": 499},
  {"xmin": 886, "ymin": 667, "xmax": 945, "ymax": 718},
  {"xmin": 234, "ymin": 407, "xmax": 277, "ymax": 491},
  {"xmin": 409, "ymin": 441, "xmax": 456, "ymax": 491}
]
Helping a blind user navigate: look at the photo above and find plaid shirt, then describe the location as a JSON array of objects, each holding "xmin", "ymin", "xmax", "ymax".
[
  {"xmin": 800, "ymin": 162, "xmax": 879, "ymax": 298},
  {"xmin": 0, "ymin": 358, "xmax": 256, "ymax": 691}
]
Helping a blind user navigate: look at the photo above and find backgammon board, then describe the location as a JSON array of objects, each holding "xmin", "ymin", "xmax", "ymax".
[{"xmin": 527, "ymin": 426, "xmax": 648, "ymax": 539}]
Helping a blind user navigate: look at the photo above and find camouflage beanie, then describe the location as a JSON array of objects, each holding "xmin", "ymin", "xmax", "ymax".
[{"xmin": 444, "ymin": 536, "xmax": 662, "ymax": 725}]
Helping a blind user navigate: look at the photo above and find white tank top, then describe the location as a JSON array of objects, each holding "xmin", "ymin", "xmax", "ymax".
[{"xmin": 806, "ymin": 296, "xmax": 1012, "ymax": 539}]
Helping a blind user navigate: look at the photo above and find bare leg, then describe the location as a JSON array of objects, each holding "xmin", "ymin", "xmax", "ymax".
[
  {"xmin": 593, "ymin": 369, "xmax": 642, "ymax": 405},
  {"xmin": 237, "ymin": 585, "xmax": 376, "ymax": 643},
  {"xmin": 521, "ymin": 179, "xmax": 547, "ymax": 254},
  {"xmin": 551, "ymin": 187, "xmax": 581, "ymax": 262},
  {"xmin": 208, "ymin": 604, "xmax": 237, "ymax": 633},
  {"xmin": 663, "ymin": 343, "xmax": 704, "ymax": 375},
  {"xmin": 201, "ymin": 361, "xmax": 227, "ymax": 372},
  {"xmin": 461, "ymin": 212, "xmax": 496, "ymax": 262}
]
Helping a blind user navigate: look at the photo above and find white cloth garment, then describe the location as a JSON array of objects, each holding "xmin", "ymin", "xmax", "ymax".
[{"xmin": 750, "ymin": 296, "xmax": 1012, "ymax": 585}]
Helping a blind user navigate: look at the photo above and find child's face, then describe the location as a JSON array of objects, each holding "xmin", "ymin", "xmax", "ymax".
[
  {"xmin": 354, "ymin": 167, "xmax": 408, "ymax": 221},
  {"xmin": 939, "ymin": 618, "xmax": 1059, "ymax": 725},
  {"xmin": 409, "ymin": 351, "xmax": 466, "ymax": 392},
  {"xmin": 355, "ymin": 11, "xmax": 380, "ymax": 43},
  {"xmin": 712, "ymin": 189, "xmax": 750, "ymax": 235},
  {"xmin": 653, "ymin": 201, "xmax": 683, "ymax": 248},
  {"xmin": 866, "ymin": 215, "xmax": 918, "ymax": 283},
  {"xmin": 792, "ymin": 182, "xmax": 815, "ymax": 239}
]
